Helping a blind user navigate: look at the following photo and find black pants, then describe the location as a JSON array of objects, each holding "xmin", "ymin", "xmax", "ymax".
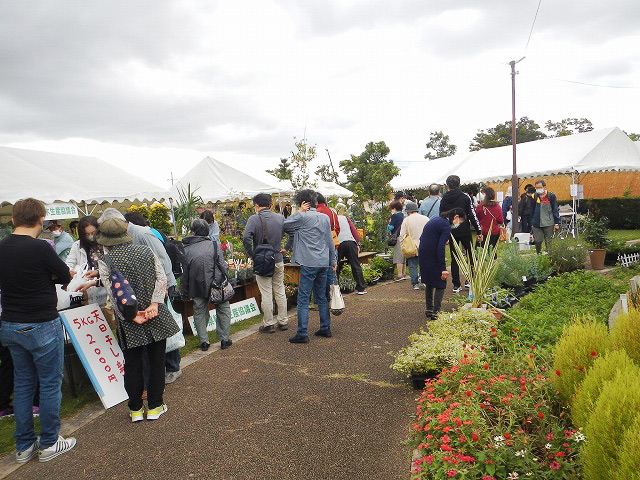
[
  {"xmin": 337, "ymin": 241, "xmax": 366, "ymax": 292},
  {"xmin": 123, "ymin": 339, "xmax": 166, "ymax": 411},
  {"xmin": 449, "ymin": 235, "xmax": 474, "ymax": 289},
  {"xmin": 0, "ymin": 343, "xmax": 13, "ymax": 410},
  {"xmin": 520, "ymin": 216, "xmax": 532, "ymax": 234},
  {"xmin": 425, "ymin": 286, "xmax": 445, "ymax": 316},
  {"xmin": 480, "ymin": 234, "xmax": 500, "ymax": 250}
]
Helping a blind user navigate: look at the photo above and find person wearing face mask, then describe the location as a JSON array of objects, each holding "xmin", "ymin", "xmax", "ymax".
[
  {"xmin": 43, "ymin": 220, "xmax": 74, "ymax": 262},
  {"xmin": 531, "ymin": 179, "xmax": 560, "ymax": 254},
  {"xmin": 65, "ymin": 216, "xmax": 100, "ymax": 271},
  {"xmin": 475, "ymin": 187, "xmax": 504, "ymax": 249},
  {"xmin": 419, "ymin": 208, "xmax": 466, "ymax": 319}
]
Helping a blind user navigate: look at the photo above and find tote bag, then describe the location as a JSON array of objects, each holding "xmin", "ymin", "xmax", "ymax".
[
  {"xmin": 329, "ymin": 284, "xmax": 345, "ymax": 315},
  {"xmin": 401, "ymin": 234, "xmax": 418, "ymax": 258}
]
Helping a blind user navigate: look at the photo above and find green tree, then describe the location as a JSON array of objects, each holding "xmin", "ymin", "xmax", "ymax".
[
  {"xmin": 625, "ymin": 131, "xmax": 639, "ymax": 142},
  {"xmin": 266, "ymin": 157, "xmax": 292, "ymax": 181},
  {"xmin": 424, "ymin": 130, "xmax": 457, "ymax": 160},
  {"xmin": 315, "ymin": 164, "xmax": 338, "ymax": 183},
  {"xmin": 339, "ymin": 141, "xmax": 399, "ymax": 201},
  {"xmin": 289, "ymin": 136, "xmax": 317, "ymax": 191},
  {"xmin": 545, "ymin": 118, "xmax": 594, "ymax": 137},
  {"xmin": 469, "ymin": 117, "xmax": 546, "ymax": 151}
]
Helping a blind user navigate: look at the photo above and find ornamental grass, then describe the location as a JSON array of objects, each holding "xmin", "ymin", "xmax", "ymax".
[
  {"xmin": 582, "ymin": 372, "xmax": 640, "ymax": 480},
  {"xmin": 551, "ymin": 316, "xmax": 610, "ymax": 405},
  {"xmin": 451, "ymin": 230, "xmax": 499, "ymax": 308},
  {"xmin": 614, "ymin": 414, "xmax": 640, "ymax": 480},
  {"xmin": 609, "ymin": 308, "xmax": 640, "ymax": 365}
]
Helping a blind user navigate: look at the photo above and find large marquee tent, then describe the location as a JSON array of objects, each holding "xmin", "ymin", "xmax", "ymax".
[
  {"xmin": 392, "ymin": 127, "xmax": 640, "ymax": 190},
  {"xmin": 0, "ymin": 146, "xmax": 167, "ymax": 206}
]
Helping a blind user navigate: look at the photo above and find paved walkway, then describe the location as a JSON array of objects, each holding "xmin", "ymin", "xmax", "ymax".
[{"xmin": 6, "ymin": 280, "xmax": 453, "ymax": 480}]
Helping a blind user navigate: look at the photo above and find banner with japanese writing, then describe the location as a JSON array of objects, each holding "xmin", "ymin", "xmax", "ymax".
[
  {"xmin": 60, "ymin": 304, "xmax": 128, "ymax": 409},
  {"xmin": 187, "ymin": 297, "xmax": 260, "ymax": 336},
  {"xmin": 44, "ymin": 203, "xmax": 79, "ymax": 220}
]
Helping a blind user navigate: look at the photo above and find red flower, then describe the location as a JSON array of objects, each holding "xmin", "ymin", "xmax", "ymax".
[
  {"xmin": 472, "ymin": 432, "xmax": 479, "ymax": 442},
  {"xmin": 531, "ymin": 345, "xmax": 536, "ymax": 350},
  {"xmin": 491, "ymin": 327, "xmax": 496, "ymax": 332},
  {"xmin": 550, "ymin": 460, "xmax": 561, "ymax": 470},
  {"xmin": 447, "ymin": 470, "xmax": 458, "ymax": 477},
  {"xmin": 466, "ymin": 390, "xmax": 472, "ymax": 397},
  {"xmin": 591, "ymin": 350, "xmax": 597, "ymax": 357},
  {"xmin": 483, "ymin": 364, "xmax": 489, "ymax": 370},
  {"xmin": 492, "ymin": 333, "xmax": 497, "ymax": 337},
  {"xmin": 546, "ymin": 433, "xmax": 554, "ymax": 440},
  {"xmin": 538, "ymin": 412, "xmax": 545, "ymax": 419},
  {"xmin": 530, "ymin": 354, "xmax": 534, "ymax": 359},
  {"xmin": 504, "ymin": 433, "xmax": 511, "ymax": 439},
  {"xmin": 513, "ymin": 328, "xmax": 518, "ymax": 333},
  {"xmin": 577, "ymin": 365, "xmax": 584, "ymax": 372},
  {"xmin": 556, "ymin": 370, "xmax": 561, "ymax": 376}
]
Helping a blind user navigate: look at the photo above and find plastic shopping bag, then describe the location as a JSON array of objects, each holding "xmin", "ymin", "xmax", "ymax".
[
  {"xmin": 329, "ymin": 284, "xmax": 345, "ymax": 316},
  {"xmin": 165, "ymin": 298, "xmax": 185, "ymax": 353}
]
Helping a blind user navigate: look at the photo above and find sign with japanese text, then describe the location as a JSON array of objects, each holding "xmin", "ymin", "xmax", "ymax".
[
  {"xmin": 187, "ymin": 297, "xmax": 260, "ymax": 335},
  {"xmin": 45, "ymin": 203, "xmax": 79, "ymax": 220},
  {"xmin": 60, "ymin": 304, "xmax": 128, "ymax": 409}
]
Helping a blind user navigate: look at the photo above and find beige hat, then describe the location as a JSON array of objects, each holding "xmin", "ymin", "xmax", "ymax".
[{"xmin": 96, "ymin": 218, "xmax": 132, "ymax": 246}]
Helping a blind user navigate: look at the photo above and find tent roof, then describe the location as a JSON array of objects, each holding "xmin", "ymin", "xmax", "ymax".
[
  {"xmin": 393, "ymin": 127, "xmax": 640, "ymax": 188},
  {"xmin": 169, "ymin": 156, "xmax": 293, "ymax": 203},
  {"xmin": 0, "ymin": 146, "xmax": 167, "ymax": 205},
  {"xmin": 314, "ymin": 180, "xmax": 353, "ymax": 198}
]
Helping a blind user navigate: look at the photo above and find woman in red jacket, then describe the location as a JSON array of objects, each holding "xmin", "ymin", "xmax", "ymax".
[{"xmin": 475, "ymin": 187, "xmax": 504, "ymax": 249}]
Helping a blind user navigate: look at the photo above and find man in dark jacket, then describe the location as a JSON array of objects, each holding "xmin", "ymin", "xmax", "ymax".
[
  {"xmin": 531, "ymin": 180, "xmax": 560, "ymax": 254},
  {"xmin": 181, "ymin": 219, "xmax": 232, "ymax": 351},
  {"xmin": 518, "ymin": 184, "xmax": 536, "ymax": 234},
  {"xmin": 439, "ymin": 175, "xmax": 482, "ymax": 293}
]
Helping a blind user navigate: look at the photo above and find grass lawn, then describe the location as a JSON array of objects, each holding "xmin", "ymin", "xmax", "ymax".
[
  {"xmin": 609, "ymin": 229, "xmax": 640, "ymax": 244},
  {"xmin": 1, "ymin": 312, "xmax": 265, "ymax": 455}
]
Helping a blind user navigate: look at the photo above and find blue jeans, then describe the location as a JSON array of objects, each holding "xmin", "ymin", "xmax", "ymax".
[
  {"xmin": 407, "ymin": 256, "xmax": 420, "ymax": 286},
  {"xmin": 325, "ymin": 267, "xmax": 336, "ymax": 302},
  {"xmin": 297, "ymin": 266, "xmax": 330, "ymax": 337},
  {"xmin": 0, "ymin": 317, "xmax": 64, "ymax": 451}
]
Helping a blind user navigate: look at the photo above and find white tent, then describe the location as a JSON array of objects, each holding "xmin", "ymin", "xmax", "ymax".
[
  {"xmin": 0, "ymin": 146, "xmax": 167, "ymax": 205},
  {"xmin": 310, "ymin": 180, "xmax": 353, "ymax": 198},
  {"xmin": 168, "ymin": 156, "xmax": 293, "ymax": 203},
  {"xmin": 393, "ymin": 127, "xmax": 640, "ymax": 188}
]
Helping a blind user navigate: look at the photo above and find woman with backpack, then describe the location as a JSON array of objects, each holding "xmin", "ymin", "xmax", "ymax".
[
  {"xmin": 180, "ymin": 219, "xmax": 233, "ymax": 352},
  {"xmin": 96, "ymin": 217, "xmax": 179, "ymax": 423},
  {"xmin": 475, "ymin": 187, "xmax": 504, "ymax": 249}
]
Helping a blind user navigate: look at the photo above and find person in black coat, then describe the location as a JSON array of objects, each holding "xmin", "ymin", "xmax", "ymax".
[
  {"xmin": 518, "ymin": 184, "xmax": 536, "ymax": 234},
  {"xmin": 419, "ymin": 208, "xmax": 467, "ymax": 319},
  {"xmin": 439, "ymin": 175, "xmax": 482, "ymax": 293}
]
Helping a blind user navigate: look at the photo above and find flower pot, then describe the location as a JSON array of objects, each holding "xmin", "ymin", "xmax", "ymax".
[
  {"xmin": 489, "ymin": 308, "xmax": 503, "ymax": 320},
  {"xmin": 513, "ymin": 286, "xmax": 528, "ymax": 298},
  {"xmin": 410, "ymin": 370, "xmax": 439, "ymax": 390},
  {"xmin": 589, "ymin": 248, "xmax": 607, "ymax": 270}
]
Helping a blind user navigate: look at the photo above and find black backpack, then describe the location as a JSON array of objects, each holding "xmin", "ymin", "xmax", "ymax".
[
  {"xmin": 165, "ymin": 238, "xmax": 186, "ymax": 278},
  {"xmin": 253, "ymin": 213, "xmax": 276, "ymax": 277}
]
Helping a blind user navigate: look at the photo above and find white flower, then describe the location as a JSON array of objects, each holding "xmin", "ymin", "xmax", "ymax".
[
  {"xmin": 526, "ymin": 473, "xmax": 533, "ymax": 477},
  {"xmin": 494, "ymin": 435, "xmax": 505, "ymax": 442},
  {"xmin": 515, "ymin": 449, "xmax": 526, "ymax": 457},
  {"xmin": 545, "ymin": 443, "xmax": 552, "ymax": 449},
  {"xmin": 573, "ymin": 432, "xmax": 586, "ymax": 442},
  {"xmin": 508, "ymin": 473, "xmax": 519, "ymax": 480}
]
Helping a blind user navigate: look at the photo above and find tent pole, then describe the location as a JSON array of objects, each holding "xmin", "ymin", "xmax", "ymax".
[{"xmin": 168, "ymin": 198, "xmax": 178, "ymax": 237}]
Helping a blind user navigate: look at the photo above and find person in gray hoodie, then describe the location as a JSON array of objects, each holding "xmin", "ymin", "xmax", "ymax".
[{"xmin": 180, "ymin": 219, "xmax": 232, "ymax": 351}]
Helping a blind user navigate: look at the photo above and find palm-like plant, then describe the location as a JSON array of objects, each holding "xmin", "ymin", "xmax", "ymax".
[
  {"xmin": 173, "ymin": 183, "xmax": 204, "ymax": 235},
  {"xmin": 451, "ymin": 224, "xmax": 500, "ymax": 308}
]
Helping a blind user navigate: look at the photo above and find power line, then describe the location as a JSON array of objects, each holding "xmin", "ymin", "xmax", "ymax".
[
  {"xmin": 554, "ymin": 78, "xmax": 639, "ymax": 89},
  {"xmin": 525, "ymin": 0, "xmax": 543, "ymax": 51}
]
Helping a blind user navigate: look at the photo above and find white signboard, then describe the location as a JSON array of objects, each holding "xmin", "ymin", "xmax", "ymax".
[
  {"xmin": 188, "ymin": 297, "xmax": 260, "ymax": 335},
  {"xmin": 45, "ymin": 203, "xmax": 79, "ymax": 220},
  {"xmin": 496, "ymin": 191, "xmax": 505, "ymax": 203},
  {"xmin": 60, "ymin": 304, "xmax": 128, "ymax": 409}
]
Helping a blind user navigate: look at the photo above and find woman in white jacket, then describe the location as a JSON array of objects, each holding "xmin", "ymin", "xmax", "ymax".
[{"xmin": 65, "ymin": 216, "xmax": 100, "ymax": 271}]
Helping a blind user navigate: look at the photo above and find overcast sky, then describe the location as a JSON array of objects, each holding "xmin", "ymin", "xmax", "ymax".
[{"xmin": 1, "ymin": 1, "xmax": 639, "ymax": 188}]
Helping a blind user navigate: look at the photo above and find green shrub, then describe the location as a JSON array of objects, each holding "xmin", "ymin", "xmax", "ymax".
[
  {"xmin": 548, "ymin": 237, "xmax": 588, "ymax": 273},
  {"xmin": 571, "ymin": 350, "xmax": 638, "ymax": 428},
  {"xmin": 361, "ymin": 264, "xmax": 379, "ymax": 284},
  {"xmin": 582, "ymin": 214, "xmax": 611, "ymax": 249},
  {"xmin": 583, "ymin": 372, "xmax": 640, "ymax": 480},
  {"xmin": 502, "ymin": 271, "xmax": 624, "ymax": 347},
  {"xmin": 338, "ymin": 265, "xmax": 356, "ymax": 293},
  {"xmin": 551, "ymin": 316, "xmax": 609, "ymax": 405},
  {"xmin": 581, "ymin": 197, "xmax": 640, "ymax": 230},
  {"xmin": 149, "ymin": 204, "xmax": 172, "ymax": 235},
  {"xmin": 525, "ymin": 252, "xmax": 553, "ymax": 282},
  {"xmin": 368, "ymin": 255, "xmax": 393, "ymax": 279},
  {"xmin": 609, "ymin": 309, "xmax": 640, "ymax": 365},
  {"xmin": 614, "ymin": 414, "xmax": 640, "ymax": 480},
  {"xmin": 494, "ymin": 242, "xmax": 528, "ymax": 287}
]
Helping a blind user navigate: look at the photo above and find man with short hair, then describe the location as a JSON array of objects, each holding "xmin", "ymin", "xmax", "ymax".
[
  {"xmin": 399, "ymin": 201, "xmax": 429, "ymax": 289},
  {"xmin": 419, "ymin": 184, "xmax": 442, "ymax": 219},
  {"xmin": 284, "ymin": 190, "xmax": 337, "ymax": 343},
  {"xmin": 0, "ymin": 198, "xmax": 77, "ymax": 463},
  {"xmin": 243, "ymin": 193, "xmax": 289, "ymax": 333},
  {"xmin": 531, "ymin": 180, "xmax": 560, "ymax": 253},
  {"xmin": 439, "ymin": 175, "xmax": 482, "ymax": 293},
  {"xmin": 43, "ymin": 220, "xmax": 74, "ymax": 262}
]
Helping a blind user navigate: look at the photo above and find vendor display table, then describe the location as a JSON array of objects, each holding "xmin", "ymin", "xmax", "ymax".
[{"xmin": 284, "ymin": 252, "xmax": 379, "ymax": 285}]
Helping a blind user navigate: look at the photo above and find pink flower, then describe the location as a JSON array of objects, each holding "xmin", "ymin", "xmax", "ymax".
[
  {"xmin": 550, "ymin": 460, "xmax": 561, "ymax": 470},
  {"xmin": 447, "ymin": 470, "xmax": 458, "ymax": 477}
]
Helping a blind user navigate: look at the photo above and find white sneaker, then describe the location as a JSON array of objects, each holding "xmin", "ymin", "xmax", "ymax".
[
  {"xmin": 357, "ymin": 291, "xmax": 368, "ymax": 295},
  {"xmin": 146, "ymin": 404, "xmax": 168, "ymax": 420},
  {"xmin": 16, "ymin": 439, "xmax": 39, "ymax": 464},
  {"xmin": 165, "ymin": 369, "xmax": 182, "ymax": 384},
  {"xmin": 452, "ymin": 287, "xmax": 463, "ymax": 294},
  {"xmin": 464, "ymin": 283, "xmax": 471, "ymax": 289},
  {"xmin": 413, "ymin": 285, "xmax": 420, "ymax": 290},
  {"xmin": 39, "ymin": 436, "xmax": 76, "ymax": 463}
]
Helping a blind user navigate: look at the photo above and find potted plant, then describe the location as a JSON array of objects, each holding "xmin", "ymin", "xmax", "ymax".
[
  {"xmin": 451, "ymin": 232, "xmax": 499, "ymax": 308},
  {"xmin": 285, "ymin": 283, "xmax": 298, "ymax": 309},
  {"xmin": 582, "ymin": 215, "xmax": 610, "ymax": 270}
]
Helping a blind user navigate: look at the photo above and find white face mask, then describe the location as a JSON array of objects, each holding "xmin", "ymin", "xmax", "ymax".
[
  {"xmin": 52, "ymin": 230, "xmax": 62, "ymax": 237},
  {"xmin": 478, "ymin": 192, "xmax": 486, "ymax": 202},
  {"xmin": 86, "ymin": 234, "xmax": 96, "ymax": 242},
  {"xmin": 536, "ymin": 188, "xmax": 545, "ymax": 195},
  {"xmin": 451, "ymin": 220, "xmax": 461, "ymax": 229}
]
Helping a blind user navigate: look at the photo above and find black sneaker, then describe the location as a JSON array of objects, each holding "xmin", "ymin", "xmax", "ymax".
[
  {"xmin": 314, "ymin": 329, "xmax": 332, "ymax": 338},
  {"xmin": 221, "ymin": 339, "xmax": 232, "ymax": 350},
  {"xmin": 289, "ymin": 335, "xmax": 310, "ymax": 344},
  {"xmin": 277, "ymin": 323, "xmax": 289, "ymax": 331},
  {"xmin": 200, "ymin": 342, "xmax": 210, "ymax": 352},
  {"xmin": 259, "ymin": 325, "xmax": 276, "ymax": 334}
]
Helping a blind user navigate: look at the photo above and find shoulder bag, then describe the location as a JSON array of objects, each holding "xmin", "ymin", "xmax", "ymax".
[
  {"xmin": 104, "ymin": 254, "xmax": 138, "ymax": 321},
  {"xmin": 209, "ymin": 240, "xmax": 235, "ymax": 305}
]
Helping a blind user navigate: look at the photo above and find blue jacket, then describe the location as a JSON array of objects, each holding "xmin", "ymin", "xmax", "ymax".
[
  {"xmin": 283, "ymin": 209, "xmax": 336, "ymax": 267},
  {"xmin": 532, "ymin": 192, "xmax": 561, "ymax": 227}
]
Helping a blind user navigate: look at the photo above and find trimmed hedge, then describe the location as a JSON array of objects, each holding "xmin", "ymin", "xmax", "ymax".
[{"xmin": 581, "ymin": 197, "xmax": 640, "ymax": 229}]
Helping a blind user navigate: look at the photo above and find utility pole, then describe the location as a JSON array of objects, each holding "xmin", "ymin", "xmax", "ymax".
[
  {"xmin": 510, "ymin": 56, "xmax": 525, "ymax": 235},
  {"xmin": 325, "ymin": 149, "xmax": 339, "ymax": 184}
]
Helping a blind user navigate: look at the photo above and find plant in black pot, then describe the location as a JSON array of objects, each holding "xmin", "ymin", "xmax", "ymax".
[
  {"xmin": 582, "ymin": 214, "xmax": 610, "ymax": 270},
  {"xmin": 494, "ymin": 243, "xmax": 529, "ymax": 296}
]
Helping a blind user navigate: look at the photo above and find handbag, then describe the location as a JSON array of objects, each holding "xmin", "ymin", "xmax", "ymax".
[
  {"xmin": 401, "ymin": 233, "xmax": 418, "ymax": 258},
  {"xmin": 104, "ymin": 254, "xmax": 138, "ymax": 322},
  {"xmin": 483, "ymin": 206, "xmax": 508, "ymax": 242},
  {"xmin": 165, "ymin": 298, "xmax": 186, "ymax": 353},
  {"xmin": 387, "ymin": 230, "xmax": 399, "ymax": 247},
  {"xmin": 329, "ymin": 284, "xmax": 345, "ymax": 315},
  {"xmin": 209, "ymin": 240, "xmax": 235, "ymax": 305}
]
